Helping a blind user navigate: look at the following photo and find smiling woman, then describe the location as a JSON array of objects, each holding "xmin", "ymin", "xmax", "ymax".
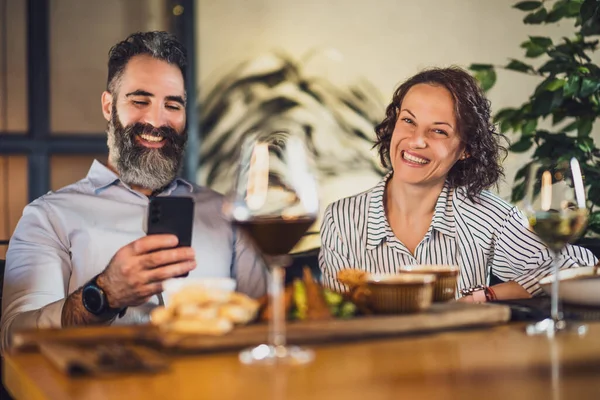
[
  {"xmin": 319, "ymin": 66, "xmax": 598, "ymax": 302},
  {"xmin": 374, "ymin": 67, "xmax": 506, "ymax": 200},
  {"xmin": 388, "ymin": 84, "xmax": 465, "ymax": 190}
]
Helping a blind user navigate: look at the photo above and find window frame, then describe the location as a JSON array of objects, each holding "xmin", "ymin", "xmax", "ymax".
[{"xmin": 0, "ymin": 0, "xmax": 199, "ymax": 204}]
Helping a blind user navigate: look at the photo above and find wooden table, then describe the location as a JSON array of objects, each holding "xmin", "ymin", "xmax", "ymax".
[{"xmin": 4, "ymin": 323, "xmax": 600, "ymax": 400}]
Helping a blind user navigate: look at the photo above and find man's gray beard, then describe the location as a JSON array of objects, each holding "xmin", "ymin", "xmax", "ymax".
[{"xmin": 107, "ymin": 120, "xmax": 184, "ymax": 191}]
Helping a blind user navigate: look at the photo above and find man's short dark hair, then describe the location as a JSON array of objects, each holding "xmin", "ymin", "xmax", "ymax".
[
  {"xmin": 106, "ymin": 31, "xmax": 187, "ymax": 94},
  {"xmin": 374, "ymin": 66, "xmax": 508, "ymax": 200}
]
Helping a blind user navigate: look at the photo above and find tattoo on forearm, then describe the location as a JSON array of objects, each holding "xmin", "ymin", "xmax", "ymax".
[{"xmin": 61, "ymin": 287, "xmax": 108, "ymax": 327}]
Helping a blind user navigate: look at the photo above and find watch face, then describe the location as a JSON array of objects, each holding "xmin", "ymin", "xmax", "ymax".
[{"xmin": 83, "ymin": 286, "xmax": 104, "ymax": 314}]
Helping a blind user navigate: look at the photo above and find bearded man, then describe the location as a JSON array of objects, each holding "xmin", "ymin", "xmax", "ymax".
[{"xmin": 0, "ymin": 32, "xmax": 267, "ymax": 351}]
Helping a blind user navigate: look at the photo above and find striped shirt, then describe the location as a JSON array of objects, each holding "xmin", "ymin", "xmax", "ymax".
[{"xmin": 319, "ymin": 172, "xmax": 597, "ymax": 296}]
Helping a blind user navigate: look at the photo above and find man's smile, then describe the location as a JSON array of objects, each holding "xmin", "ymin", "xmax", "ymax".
[{"xmin": 135, "ymin": 133, "xmax": 167, "ymax": 148}]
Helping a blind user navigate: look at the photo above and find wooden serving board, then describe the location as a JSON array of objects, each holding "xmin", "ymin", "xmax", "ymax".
[{"xmin": 12, "ymin": 302, "xmax": 510, "ymax": 354}]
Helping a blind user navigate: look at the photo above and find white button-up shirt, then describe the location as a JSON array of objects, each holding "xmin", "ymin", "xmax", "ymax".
[{"xmin": 1, "ymin": 160, "xmax": 267, "ymax": 350}]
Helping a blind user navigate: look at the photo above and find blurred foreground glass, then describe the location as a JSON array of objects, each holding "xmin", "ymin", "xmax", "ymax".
[
  {"xmin": 223, "ymin": 129, "xmax": 319, "ymax": 365},
  {"xmin": 520, "ymin": 158, "xmax": 588, "ymax": 336}
]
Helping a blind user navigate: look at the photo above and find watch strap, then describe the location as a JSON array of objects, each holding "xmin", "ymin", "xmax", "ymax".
[{"xmin": 83, "ymin": 274, "xmax": 126, "ymax": 319}]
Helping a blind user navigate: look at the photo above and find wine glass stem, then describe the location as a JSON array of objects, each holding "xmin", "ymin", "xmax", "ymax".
[
  {"xmin": 269, "ymin": 264, "xmax": 286, "ymax": 349},
  {"xmin": 550, "ymin": 251, "xmax": 562, "ymax": 323}
]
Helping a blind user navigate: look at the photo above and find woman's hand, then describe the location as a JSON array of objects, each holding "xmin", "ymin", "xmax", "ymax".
[{"xmin": 457, "ymin": 295, "xmax": 475, "ymax": 303}]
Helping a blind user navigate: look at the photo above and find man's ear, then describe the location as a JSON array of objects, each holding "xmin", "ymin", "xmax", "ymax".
[{"xmin": 101, "ymin": 91, "xmax": 113, "ymax": 122}]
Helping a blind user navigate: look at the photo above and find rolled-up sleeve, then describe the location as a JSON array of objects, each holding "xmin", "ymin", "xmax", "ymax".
[
  {"xmin": 319, "ymin": 204, "xmax": 352, "ymax": 293},
  {"xmin": 492, "ymin": 207, "xmax": 597, "ymax": 296},
  {"xmin": 1, "ymin": 199, "xmax": 71, "ymax": 351}
]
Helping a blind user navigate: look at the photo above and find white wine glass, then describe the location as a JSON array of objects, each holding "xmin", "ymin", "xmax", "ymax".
[
  {"xmin": 520, "ymin": 158, "xmax": 588, "ymax": 336},
  {"xmin": 223, "ymin": 127, "xmax": 319, "ymax": 365}
]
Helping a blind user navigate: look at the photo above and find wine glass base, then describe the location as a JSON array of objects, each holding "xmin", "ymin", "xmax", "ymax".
[
  {"xmin": 239, "ymin": 344, "xmax": 315, "ymax": 365},
  {"xmin": 525, "ymin": 318, "xmax": 588, "ymax": 337}
]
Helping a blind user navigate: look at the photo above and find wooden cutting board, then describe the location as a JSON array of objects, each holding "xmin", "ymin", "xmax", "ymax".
[{"xmin": 12, "ymin": 302, "xmax": 510, "ymax": 354}]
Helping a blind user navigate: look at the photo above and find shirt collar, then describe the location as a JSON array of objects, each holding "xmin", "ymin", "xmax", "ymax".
[
  {"xmin": 366, "ymin": 171, "xmax": 392, "ymax": 250},
  {"xmin": 86, "ymin": 159, "xmax": 194, "ymax": 195},
  {"xmin": 431, "ymin": 183, "xmax": 456, "ymax": 237},
  {"xmin": 160, "ymin": 177, "xmax": 194, "ymax": 195},
  {"xmin": 365, "ymin": 172, "xmax": 456, "ymax": 250},
  {"xmin": 87, "ymin": 160, "xmax": 120, "ymax": 193}
]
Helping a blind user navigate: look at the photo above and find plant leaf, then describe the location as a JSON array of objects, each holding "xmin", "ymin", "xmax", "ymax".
[
  {"xmin": 524, "ymin": 8, "xmax": 548, "ymax": 24},
  {"xmin": 578, "ymin": 118, "xmax": 593, "ymax": 137},
  {"xmin": 577, "ymin": 137, "xmax": 595, "ymax": 152},
  {"xmin": 581, "ymin": 12, "xmax": 600, "ymax": 35},
  {"xmin": 580, "ymin": 0, "xmax": 598, "ymax": 22},
  {"xmin": 522, "ymin": 119, "xmax": 538, "ymax": 136},
  {"xmin": 588, "ymin": 211, "xmax": 600, "ymax": 235},
  {"xmin": 566, "ymin": 1, "xmax": 583, "ymax": 17},
  {"xmin": 538, "ymin": 59, "xmax": 571, "ymax": 74},
  {"xmin": 546, "ymin": 1, "xmax": 569, "ymax": 22},
  {"xmin": 579, "ymin": 78, "xmax": 600, "ymax": 97},
  {"xmin": 515, "ymin": 162, "xmax": 533, "ymax": 180},
  {"xmin": 562, "ymin": 120, "xmax": 579, "ymax": 132},
  {"xmin": 577, "ymin": 66, "xmax": 591, "ymax": 74},
  {"xmin": 552, "ymin": 111, "xmax": 567, "ymax": 125},
  {"xmin": 494, "ymin": 107, "xmax": 519, "ymax": 122},
  {"xmin": 529, "ymin": 36, "xmax": 553, "ymax": 48},
  {"xmin": 511, "ymin": 180, "xmax": 527, "ymax": 203},
  {"xmin": 546, "ymin": 78, "xmax": 566, "ymax": 91},
  {"xmin": 505, "ymin": 59, "xmax": 534, "ymax": 73},
  {"xmin": 532, "ymin": 90, "xmax": 563, "ymax": 115},
  {"xmin": 500, "ymin": 119, "xmax": 513, "ymax": 133},
  {"xmin": 513, "ymin": 1, "xmax": 543, "ymax": 11},
  {"xmin": 524, "ymin": 43, "xmax": 547, "ymax": 57},
  {"xmin": 510, "ymin": 137, "xmax": 534, "ymax": 152},
  {"xmin": 473, "ymin": 68, "xmax": 497, "ymax": 92},
  {"xmin": 469, "ymin": 63, "xmax": 494, "ymax": 71},
  {"xmin": 588, "ymin": 187, "xmax": 600, "ymax": 208},
  {"xmin": 563, "ymin": 75, "xmax": 581, "ymax": 97}
]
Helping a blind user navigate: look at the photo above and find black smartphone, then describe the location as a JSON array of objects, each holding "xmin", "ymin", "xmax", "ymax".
[{"xmin": 147, "ymin": 196, "xmax": 194, "ymax": 277}]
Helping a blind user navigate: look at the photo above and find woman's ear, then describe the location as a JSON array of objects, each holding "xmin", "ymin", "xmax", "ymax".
[
  {"xmin": 101, "ymin": 91, "xmax": 113, "ymax": 122},
  {"xmin": 460, "ymin": 146, "xmax": 471, "ymax": 160}
]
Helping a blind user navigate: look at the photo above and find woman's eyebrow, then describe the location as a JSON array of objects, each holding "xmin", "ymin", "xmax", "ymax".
[{"xmin": 400, "ymin": 109, "xmax": 417, "ymax": 119}]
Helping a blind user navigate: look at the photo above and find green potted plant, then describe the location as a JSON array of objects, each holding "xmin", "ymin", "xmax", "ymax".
[{"xmin": 470, "ymin": 0, "xmax": 600, "ymax": 250}]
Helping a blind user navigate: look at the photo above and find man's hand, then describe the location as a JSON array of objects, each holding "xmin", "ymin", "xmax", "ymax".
[{"xmin": 97, "ymin": 234, "xmax": 197, "ymax": 309}]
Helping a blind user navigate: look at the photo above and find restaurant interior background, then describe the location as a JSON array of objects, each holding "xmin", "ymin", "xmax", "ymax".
[{"xmin": 1, "ymin": 0, "xmax": 599, "ymax": 259}]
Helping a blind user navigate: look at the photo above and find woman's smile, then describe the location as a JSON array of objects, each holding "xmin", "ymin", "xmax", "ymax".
[{"xmin": 401, "ymin": 150, "xmax": 430, "ymax": 166}]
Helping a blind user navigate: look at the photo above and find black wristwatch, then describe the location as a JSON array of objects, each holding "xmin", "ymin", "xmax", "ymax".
[{"xmin": 82, "ymin": 274, "xmax": 126, "ymax": 319}]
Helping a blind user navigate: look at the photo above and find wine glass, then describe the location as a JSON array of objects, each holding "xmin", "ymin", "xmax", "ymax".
[
  {"xmin": 223, "ymin": 127, "xmax": 319, "ymax": 365},
  {"xmin": 520, "ymin": 158, "xmax": 588, "ymax": 336}
]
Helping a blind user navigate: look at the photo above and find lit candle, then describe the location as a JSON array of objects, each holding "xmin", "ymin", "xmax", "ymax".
[
  {"xmin": 541, "ymin": 170, "xmax": 552, "ymax": 211},
  {"xmin": 570, "ymin": 158, "xmax": 586, "ymax": 208}
]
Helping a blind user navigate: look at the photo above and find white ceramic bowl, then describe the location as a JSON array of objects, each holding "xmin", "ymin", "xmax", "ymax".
[
  {"xmin": 163, "ymin": 277, "xmax": 236, "ymax": 297},
  {"xmin": 539, "ymin": 266, "xmax": 600, "ymax": 306}
]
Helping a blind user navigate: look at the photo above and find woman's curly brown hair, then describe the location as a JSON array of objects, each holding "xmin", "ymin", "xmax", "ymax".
[{"xmin": 374, "ymin": 66, "xmax": 508, "ymax": 200}]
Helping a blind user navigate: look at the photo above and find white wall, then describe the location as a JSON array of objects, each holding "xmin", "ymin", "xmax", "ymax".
[{"xmin": 196, "ymin": 0, "xmax": 600, "ymax": 199}]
